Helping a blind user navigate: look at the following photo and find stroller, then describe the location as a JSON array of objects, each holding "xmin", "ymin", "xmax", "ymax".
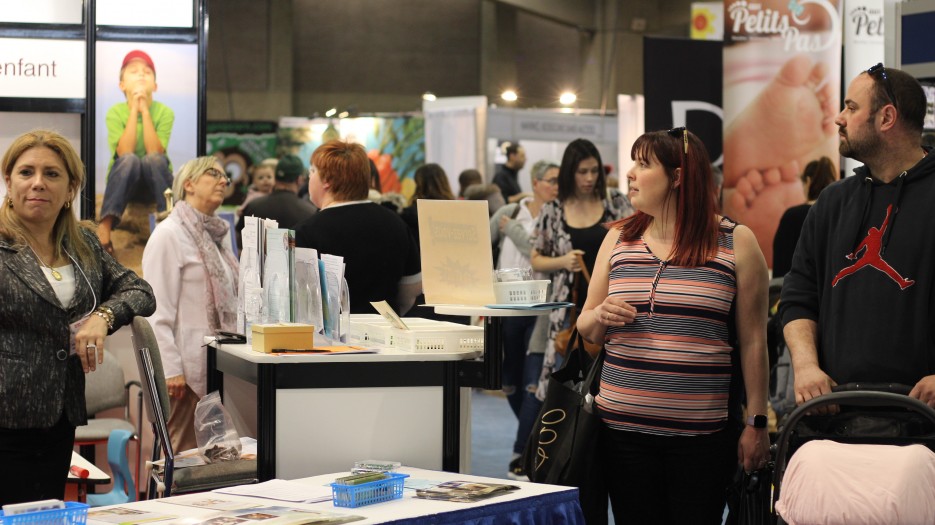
[{"xmin": 771, "ymin": 383, "xmax": 935, "ymax": 525}]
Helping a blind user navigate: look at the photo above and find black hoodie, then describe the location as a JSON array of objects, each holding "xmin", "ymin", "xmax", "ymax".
[{"xmin": 779, "ymin": 149, "xmax": 935, "ymax": 386}]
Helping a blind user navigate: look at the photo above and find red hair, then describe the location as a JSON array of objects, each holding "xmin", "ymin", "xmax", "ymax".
[
  {"xmin": 311, "ymin": 140, "xmax": 370, "ymax": 201},
  {"xmin": 610, "ymin": 129, "xmax": 719, "ymax": 266}
]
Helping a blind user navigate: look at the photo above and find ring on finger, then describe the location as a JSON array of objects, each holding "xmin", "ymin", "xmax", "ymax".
[{"xmin": 87, "ymin": 344, "xmax": 97, "ymax": 350}]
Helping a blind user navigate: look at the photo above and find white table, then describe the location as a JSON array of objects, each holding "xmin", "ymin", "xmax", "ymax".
[
  {"xmin": 207, "ymin": 341, "xmax": 481, "ymax": 481},
  {"xmin": 87, "ymin": 466, "xmax": 584, "ymax": 524}
]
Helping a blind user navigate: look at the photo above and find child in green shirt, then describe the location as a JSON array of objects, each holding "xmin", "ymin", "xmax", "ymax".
[{"xmin": 97, "ymin": 49, "xmax": 175, "ymax": 254}]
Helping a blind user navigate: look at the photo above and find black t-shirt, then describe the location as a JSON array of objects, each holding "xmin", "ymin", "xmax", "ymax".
[
  {"xmin": 294, "ymin": 202, "xmax": 421, "ymax": 314},
  {"xmin": 772, "ymin": 203, "xmax": 811, "ymax": 278},
  {"xmin": 566, "ymin": 219, "xmax": 607, "ymax": 308},
  {"xmin": 492, "ymin": 165, "xmax": 522, "ymax": 202}
]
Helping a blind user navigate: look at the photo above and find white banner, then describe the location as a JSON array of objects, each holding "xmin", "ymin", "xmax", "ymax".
[
  {"xmin": 96, "ymin": 0, "xmax": 194, "ymax": 27},
  {"xmin": 843, "ymin": 0, "xmax": 885, "ymax": 177},
  {"xmin": 0, "ymin": 0, "xmax": 82, "ymax": 24},
  {"xmin": 0, "ymin": 39, "xmax": 86, "ymax": 99}
]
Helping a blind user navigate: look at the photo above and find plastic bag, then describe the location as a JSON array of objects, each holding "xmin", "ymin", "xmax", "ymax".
[{"xmin": 194, "ymin": 391, "xmax": 242, "ymax": 463}]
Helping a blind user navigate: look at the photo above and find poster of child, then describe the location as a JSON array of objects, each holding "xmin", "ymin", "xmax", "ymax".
[
  {"xmin": 94, "ymin": 41, "xmax": 198, "ymax": 274},
  {"xmin": 721, "ymin": 0, "xmax": 842, "ymax": 267}
]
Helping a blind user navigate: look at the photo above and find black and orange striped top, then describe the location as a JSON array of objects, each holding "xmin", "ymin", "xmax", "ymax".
[{"xmin": 596, "ymin": 217, "xmax": 737, "ymax": 436}]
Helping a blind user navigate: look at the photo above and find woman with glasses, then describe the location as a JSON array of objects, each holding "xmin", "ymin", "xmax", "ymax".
[
  {"xmin": 577, "ymin": 129, "xmax": 770, "ymax": 524},
  {"xmin": 143, "ymin": 156, "xmax": 238, "ymax": 453}
]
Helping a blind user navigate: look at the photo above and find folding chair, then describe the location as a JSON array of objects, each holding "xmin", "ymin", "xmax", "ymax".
[{"xmin": 130, "ymin": 316, "xmax": 257, "ymax": 498}]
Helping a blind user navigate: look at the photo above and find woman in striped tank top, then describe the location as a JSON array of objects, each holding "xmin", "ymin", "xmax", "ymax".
[{"xmin": 577, "ymin": 128, "xmax": 771, "ymax": 525}]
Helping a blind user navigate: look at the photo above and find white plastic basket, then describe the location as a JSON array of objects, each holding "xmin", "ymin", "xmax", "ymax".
[
  {"xmin": 391, "ymin": 325, "xmax": 485, "ymax": 353},
  {"xmin": 493, "ymin": 280, "xmax": 549, "ymax": 304},
  {"xmin": 349, "ymin": 317, "xmax": 456, "ymax": 346}
]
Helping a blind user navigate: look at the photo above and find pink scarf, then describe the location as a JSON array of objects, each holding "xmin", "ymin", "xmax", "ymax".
[{"xmin": 174, "ymin": 201, "xmax": 239, "ymax": 332}]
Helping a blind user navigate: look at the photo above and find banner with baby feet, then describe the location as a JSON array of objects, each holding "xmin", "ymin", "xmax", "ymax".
[{"xmin": 722, "ymin": 0, "xmax": 843, "ymax": 267}]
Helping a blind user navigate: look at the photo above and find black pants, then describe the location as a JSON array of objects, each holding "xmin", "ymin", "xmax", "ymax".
[
  {"xmin": 600, "ymin": 423, "xmax": 740, "ymax": 525},
  {"xmin": 0, "ymin": 413, "xmax": 75, "ymax": 505}
]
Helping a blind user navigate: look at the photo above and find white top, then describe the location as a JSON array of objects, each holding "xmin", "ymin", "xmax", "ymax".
[
  {"xmin": 43, "ymin": 264, "xmax": 76, "ymax": 307},
  {"xmin": 497, "ymin": 197, "xmax": 535, "ymax": 271},
  {"xmin": 143, "ymin": 212, "xmax": 236, "ymax": 398}
]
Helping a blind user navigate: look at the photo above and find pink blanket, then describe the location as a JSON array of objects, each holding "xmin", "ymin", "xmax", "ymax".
[{"xmin": 776, "ymin": 440, "xmax": 935, "ymax": 525}]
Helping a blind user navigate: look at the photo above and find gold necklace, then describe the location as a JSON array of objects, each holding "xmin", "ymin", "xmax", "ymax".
[{"xmin": 28, "ymin": 244, "xmax": 62, "ymax": 281}]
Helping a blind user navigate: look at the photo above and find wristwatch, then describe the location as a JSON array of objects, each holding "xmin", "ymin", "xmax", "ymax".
[{"xmin": 746, "ymin": 414, "xmax": 768, "ymax": 429}]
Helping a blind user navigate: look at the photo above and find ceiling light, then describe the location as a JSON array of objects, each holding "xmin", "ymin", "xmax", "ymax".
[
  {"xmin": 501, "ymin": 90, "xmax": 518, "ymax": 102},
  {"xmin": 559, "ymin": 92, "xmax": 577, "ymax": 105},
  {"xmin": 422, "ymin": 92, "xmax": 437, "ymax": 101},
  {"xmin": 338, "ymin": 111, "xmax": 349, "ymax": 118},
  {"xmin": 325, "ymin": 108, "xmax": 337, "ymax": 117}
]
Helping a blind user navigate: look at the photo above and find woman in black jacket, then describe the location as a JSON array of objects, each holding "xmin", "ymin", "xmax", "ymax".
[{"xmin": 0, "ymin": 130, "xmax": 155, "ymax": 504}]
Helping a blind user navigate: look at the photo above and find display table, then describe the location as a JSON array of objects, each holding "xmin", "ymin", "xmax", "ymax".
[
  {"xmin": 208, "ymin": 341, "xmax": 482, "ymax": 481},
  {"xmin": 86, "ymin": 467, "xmax": 584, "ymax": 525},
  {"xmin": 208, "ymin": 308, "xmax": 563, "ymax": 482}
]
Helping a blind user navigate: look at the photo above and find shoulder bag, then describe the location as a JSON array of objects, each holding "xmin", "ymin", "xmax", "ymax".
[{"xmin": 523, "ymin": 328, "xmax": 604, "ymax": 487}]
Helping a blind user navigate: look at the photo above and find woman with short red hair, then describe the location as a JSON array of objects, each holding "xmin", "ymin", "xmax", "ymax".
[{"xmin": 295, "ymin": 140, "xmax": 421, "ymax": 314}]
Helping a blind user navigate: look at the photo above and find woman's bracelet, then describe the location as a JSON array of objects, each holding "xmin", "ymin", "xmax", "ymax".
[{"xmin": 93, "ymin": 306, "xmax": 115, "ymax": 331}]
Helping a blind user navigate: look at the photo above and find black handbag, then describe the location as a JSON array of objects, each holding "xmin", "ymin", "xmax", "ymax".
[{"xmin": 523, "ymin": 327, "xmax": 604, "ymax": 487}]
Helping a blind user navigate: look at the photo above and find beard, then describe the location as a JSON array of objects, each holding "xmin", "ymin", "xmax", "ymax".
[{"xmin": 838, "ymin": 125, "xmax": 884, "ymax": 161}]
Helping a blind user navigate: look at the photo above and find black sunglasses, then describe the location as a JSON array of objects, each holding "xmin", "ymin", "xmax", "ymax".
[
  {"xmin": 667, "ymin": 126, "xmax": 688, "ymax": 154},
  {"xmin": 867, "ymin": 63, "xmax": 898, "ymax": 111}
]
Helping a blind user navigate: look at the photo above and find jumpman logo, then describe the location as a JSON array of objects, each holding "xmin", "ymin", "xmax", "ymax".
[{"xmin": 832, "ymin": 204, "xmax": 914, "ymax": 290}]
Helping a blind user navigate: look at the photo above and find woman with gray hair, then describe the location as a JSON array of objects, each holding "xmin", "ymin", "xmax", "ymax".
[{"xmin": 142, "ymin": 156, "xmax": 239, "ymax": 452}]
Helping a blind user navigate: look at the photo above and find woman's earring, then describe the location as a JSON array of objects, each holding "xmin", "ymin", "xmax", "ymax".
[
  {"xmin": 7, "ymin": 198, "xmax": 12, "ymax": 208},
  {"xmin": 64, "ymin": 200, "xmax": 71, "ymax": 209}
]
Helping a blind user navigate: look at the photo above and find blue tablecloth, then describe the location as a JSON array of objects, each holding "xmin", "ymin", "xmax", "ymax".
[{"xmin": 382, "ymin": 488, "xmax": 585, "ymax": 524}]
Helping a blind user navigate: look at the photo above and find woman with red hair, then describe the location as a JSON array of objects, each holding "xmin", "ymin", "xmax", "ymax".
[
  {"xmin": 295, "ymin": 140, "xmax": 421, "ymax": 315},
  {"xmin": 577, "ymin": 128, "xmax": 770, "ymax": 524}
]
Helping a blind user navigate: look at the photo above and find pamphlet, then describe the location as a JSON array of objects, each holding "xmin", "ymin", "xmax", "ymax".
[
  {"xmin": 186, "ymin": 506, "xmax": 363, "ymax": 525},
  {"xmin": 87, "ymin": 507, "xmax": 176, "ymax": 525},
  {"xmin": 295, "ymin": 248, "xmax": 323, "ymax": 330},
  {"xmin": 162, "ymin": 495, "xmax": 262, "ymax": 512},
  {"xmin": 369, "ymin": 300, "xmax": 409, "ymax": 330},
  {"xmin": 414, "ymin": 480, "xmax": 519, "ymax": 503}
]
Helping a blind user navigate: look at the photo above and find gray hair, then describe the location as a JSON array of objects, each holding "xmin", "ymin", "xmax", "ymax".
[
  {"xmin": 530, "ymin": 160, "xmax": 559, "ymax": 183},
  {"xmin": 173, "ymin": 156, "xmax": 220, "ymax": 202}
]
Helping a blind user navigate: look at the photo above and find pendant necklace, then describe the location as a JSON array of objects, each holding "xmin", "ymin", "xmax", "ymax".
[{"xmin": 28, "ymin": 244, "xmax": 63, "ymax": 281}]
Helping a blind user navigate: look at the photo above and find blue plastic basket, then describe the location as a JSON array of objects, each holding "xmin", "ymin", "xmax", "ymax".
[
  {"xmin": 0, "ymin": 502, "xmax": 89, "ymax": 525},
  {"xmin": 331, "ymin": 472, "xmax": 409, "ymax": 508}
]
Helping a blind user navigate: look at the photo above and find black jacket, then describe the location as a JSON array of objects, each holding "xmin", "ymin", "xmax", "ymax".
[
  {"xmin": 0, "ymin": 228, "xmax": 155, "ymax": 428},
  {"xmin": 779, "ymin": 150, "xmax": 935, "ymax": 385}
]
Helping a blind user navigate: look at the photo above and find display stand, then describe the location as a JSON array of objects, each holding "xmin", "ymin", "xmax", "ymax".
[{"xmin": 431, "ymin": 305, "xmax": 554, "ymax": 390}]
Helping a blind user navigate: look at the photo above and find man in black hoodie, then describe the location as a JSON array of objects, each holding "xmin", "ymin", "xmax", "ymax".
[{"xmin": 779, "ymin": 64, "xmax": 935, "ymax": 408}]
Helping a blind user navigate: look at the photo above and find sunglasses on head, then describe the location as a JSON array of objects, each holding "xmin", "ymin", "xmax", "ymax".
[
  {"xmin": 867, "ymin": 63, "xmax": 898, "ymax": 111},
  {"xmin": 666, "ymin": 127, "xmax": 688, "ymax": 154}
]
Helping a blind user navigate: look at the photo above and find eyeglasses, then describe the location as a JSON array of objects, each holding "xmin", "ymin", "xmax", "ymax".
[
  {"xmin": 867, "ymin": 63, "xmax": 898, "ymax": 111},
  {"xmin": 667, "ymin": 126, "xmax": 689, "ymax": 154},
  {"xmin": 539, "ymin": 177, "xmax": 559, "ymax": 185},
  {"xmin": 204, "ymin": 168, "xmax": 231, "ymax": 185}
]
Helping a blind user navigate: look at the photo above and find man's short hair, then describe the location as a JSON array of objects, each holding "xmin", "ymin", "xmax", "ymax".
[
  {"xmin": 458, "ymin": 169, "xmax": 483, "ymax": 197},
  {"xmin": 503, "ymin": 142, "xmax": 521, "ymax": 159},
  {"xmin": 867, "ymin": 66, "xmax": 926, "ymax": 135}
]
